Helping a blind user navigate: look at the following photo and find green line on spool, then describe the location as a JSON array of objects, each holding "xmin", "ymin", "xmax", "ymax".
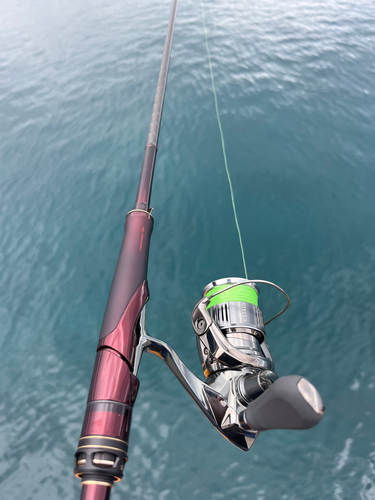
[{"xmin": 205, "ymin": 284, "xmax": 258, "ymax": 309}]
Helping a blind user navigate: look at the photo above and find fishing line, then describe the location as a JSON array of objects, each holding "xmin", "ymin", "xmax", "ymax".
[{"xmin": 200, "ymin": 0, "xmax": 248, "ymax": 279}]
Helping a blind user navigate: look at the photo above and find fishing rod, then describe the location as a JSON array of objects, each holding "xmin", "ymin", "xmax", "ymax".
[{"xmin": 74, "ymin": 1, "xmax": 325, "ymax": 499}]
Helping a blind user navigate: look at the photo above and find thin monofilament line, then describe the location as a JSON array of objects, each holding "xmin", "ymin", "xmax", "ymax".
[{"xmin": 200, "ymin": 0, "xmax": 248, "ymax": 279}]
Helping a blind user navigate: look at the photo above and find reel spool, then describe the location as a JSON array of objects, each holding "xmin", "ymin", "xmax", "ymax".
[
  {"xmin": 203, "ymin": 277, "xmax": 265, "ymax": 342},
  {"xmin": 194, "ymin": 277, "xmax": 276, "ymax": 378}
]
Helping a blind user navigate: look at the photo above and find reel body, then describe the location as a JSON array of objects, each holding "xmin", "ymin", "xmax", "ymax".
[{"xmin": 130, "ymin": 276, "xmax": 324, "ymax": 453}]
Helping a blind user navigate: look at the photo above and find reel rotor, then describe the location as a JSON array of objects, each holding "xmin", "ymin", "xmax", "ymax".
[{"xmin": 197, "ymin": 277, "xmax": 270, "ymax": 377}]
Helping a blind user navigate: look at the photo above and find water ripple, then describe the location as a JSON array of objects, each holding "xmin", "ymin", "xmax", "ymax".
[{"xmin": 1, "ymin": 0, "xmax": 375, "ymax": 498}]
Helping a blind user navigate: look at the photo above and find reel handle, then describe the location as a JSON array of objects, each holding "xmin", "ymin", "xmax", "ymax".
[{"xmin": 241, "ymin": 376, "xmax": 325, "ymax": 431}]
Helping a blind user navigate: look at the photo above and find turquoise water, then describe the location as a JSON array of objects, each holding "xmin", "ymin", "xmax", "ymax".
[{"xmin": 1, "ymin": 0, "xmax": 375, "ymax": 498}]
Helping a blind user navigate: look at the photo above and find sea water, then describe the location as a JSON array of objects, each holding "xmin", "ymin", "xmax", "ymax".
[{"xmin": 1, "ymin": 0, "xmax": 375, "ymax": 498}]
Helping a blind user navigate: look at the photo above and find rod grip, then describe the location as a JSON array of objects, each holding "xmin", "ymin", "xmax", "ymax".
[
  {"xmin": 99, "ymin": 210, "xmax": 153, "ymax": 342},
  {"xmin": 242, "ymin": 376, "xmax": 325, "ymax": 431}
]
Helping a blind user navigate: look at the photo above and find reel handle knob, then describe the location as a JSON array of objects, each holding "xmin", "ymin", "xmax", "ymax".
[{"xmin": 240, "ymin": 375, "xmax": 325, "ymax": 431}]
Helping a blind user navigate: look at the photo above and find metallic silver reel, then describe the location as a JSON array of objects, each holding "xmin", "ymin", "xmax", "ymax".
[
  {"xmin": 133, "ymin": 277, "xmax": 325, "ymax": 452},
  {"xmin": 194, "ymin": 278, "xmax": 272, "ymax": 377}
]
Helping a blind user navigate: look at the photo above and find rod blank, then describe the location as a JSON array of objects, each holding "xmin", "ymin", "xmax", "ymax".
[
  {"xmin": 147, "ymin": 0, "xmax": 178, "ymax": 147},
  {"xmin": 135, "ymin": 0, "xmax": 179, "ymax": 211}
]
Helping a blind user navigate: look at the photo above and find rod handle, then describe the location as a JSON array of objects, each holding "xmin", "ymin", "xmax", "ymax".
[{"xmin": 241, "ymin": 375, "xmax": 325, "ymax": 431}]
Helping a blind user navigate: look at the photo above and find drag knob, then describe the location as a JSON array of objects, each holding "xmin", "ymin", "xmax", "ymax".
[{"xmin": 240, "ymin": 375, "xmax": 325, "ymax": 431}]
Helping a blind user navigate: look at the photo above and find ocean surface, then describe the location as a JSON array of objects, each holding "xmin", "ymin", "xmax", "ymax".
[{"xmin": 1, "ymin": 0, "xmax": 375, "ymax": 498}]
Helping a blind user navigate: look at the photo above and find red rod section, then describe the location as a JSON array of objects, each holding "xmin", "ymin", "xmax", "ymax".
[
  {"xmin": 81, "ymin": 483, "xmax": 112, "ymax": 500},
  {"xmin": 74, "ymin": 0, "xmax": 179, "ymax": 498}
]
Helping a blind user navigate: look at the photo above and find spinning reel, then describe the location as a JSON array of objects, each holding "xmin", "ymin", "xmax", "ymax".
[{"xmin": 134, "ymin": 277, "xmax": 325, "ymax": 451}]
